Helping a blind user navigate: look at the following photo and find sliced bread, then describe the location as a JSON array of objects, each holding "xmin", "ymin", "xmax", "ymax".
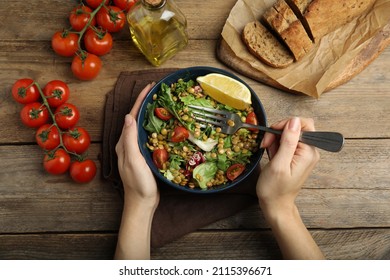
[
  {"xmin": 304, "ymin": 0, "xmax": 375, "ymax": 41},
  {"xmin": 263, "ymin": 0, "xmax": 313, "ymax": 61},
  {"xmin": 285, "ymin": 0, "xmax": 313, "ymax": 40},
  {"xmin": 242, "ymin": 21, "xmax": 294, "ymax": 68}
]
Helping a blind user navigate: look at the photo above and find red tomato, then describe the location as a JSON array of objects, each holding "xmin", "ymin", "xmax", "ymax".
[
  {"xmin": 54, "ymin": 103, "xmax": 80, "ymax": 130},
  {"xmin": 51, "ymin": 30, "xmax": 79, "ymax": 57},
  {"xmin": 43, "ymin": 148, "xmax": 71, "ymax": 175},
  {"xmin": 63, "ymin": 127, "xmax": 91, "ymax": 154},
  {"xmin": 226, "ymin": 163, "xmax": 245, "ymax": 181},
  {"xmin": 154, "ymin": 107, "xmax": 173, "ymax": 121},
  {"xmin": 85, "ymin": 0, "xmax": 109, "ymax": 9},
  {"xmin": 153, "ymin": 148, "xmax": 169, "ymax": 170},
  {"xmin": 96, "ymin": 6, "xmax": 125, "ymax": 33},
  {"xmin": 71, "ymin": 52, "xmax": 102, "ymax": 80},
  {"xmin": 36, "ymin": 124, "xmax": 61, "ymax": 151},
  {"xmin": 43, "ymin": 80, "xmax": 70, "ymax": 108},
  {"xmin": 69, "ymin": 5, "xmax": 96, "ymax": 32},
  {"xmin": 113, "ymin": 0, "xmax": 137, "ymax": 12},
  {"xmin": 70, "ymin": 159, "xmax": 97, "ymax": 183},
  {"xmin": 246, "ymin": 111, "xmax": 259, "ymax": 132},
  {"xmin": 12, "ymin": 78, "xmax": 40, "ymax": 104},
  {"xmin": 20, "ymin": 102, "xmax": 49, "ymax": 128},
  {"xmin": 84, "ymin": 28, "xmax": 113, "ymax": 56},
  {"xmin": 171, "ymin": 126, "xmax": 189, "ymax": 143}
]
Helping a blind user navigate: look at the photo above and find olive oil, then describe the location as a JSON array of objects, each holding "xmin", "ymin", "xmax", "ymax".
[{"xmin": 127, "ymin": 0, "xmax": 188, "ymax": 66}]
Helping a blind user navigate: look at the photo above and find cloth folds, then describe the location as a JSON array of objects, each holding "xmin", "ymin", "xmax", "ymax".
[{"xmin": 102, "ymin": 69, "xmax": 259, "ymax": 248}]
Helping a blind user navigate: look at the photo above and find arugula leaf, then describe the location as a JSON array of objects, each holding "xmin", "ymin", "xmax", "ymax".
[{"xmin": 143, "ymin": 102, "xmax": 164, "ymax": 133}]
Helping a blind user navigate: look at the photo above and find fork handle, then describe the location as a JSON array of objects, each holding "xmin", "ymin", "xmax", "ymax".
[
  {"xmin": 300, "ymin": 131, "xmax": 344, "ymax": 152},
  {"xmin": 249, "ymin": 125, "xmax": 344, "ymax": 152}
]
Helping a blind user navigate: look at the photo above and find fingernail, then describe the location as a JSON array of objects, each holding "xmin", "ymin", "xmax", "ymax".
[{"xmin": 288, "ymin": 117, "xmax": 300, "ymax": 131}]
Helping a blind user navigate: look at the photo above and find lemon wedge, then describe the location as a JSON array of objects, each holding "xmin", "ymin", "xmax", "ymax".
[{"xmin": 196, "ymin": 73, "xmax": 251, "ymax": 110}]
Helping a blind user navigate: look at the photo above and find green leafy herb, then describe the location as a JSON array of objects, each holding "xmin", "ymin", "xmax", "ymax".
[{"xmin": 143, "ymin": 102, "xmax": 164, "ymax": 133}]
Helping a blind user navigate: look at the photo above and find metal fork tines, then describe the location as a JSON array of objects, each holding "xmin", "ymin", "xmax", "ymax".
[{"xmin": 189, "ymin": 105, "xmax": 229, "ymax": 126}]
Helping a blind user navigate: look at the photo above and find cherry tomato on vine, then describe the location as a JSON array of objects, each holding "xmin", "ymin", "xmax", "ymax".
[
  {"xmin": 154, "ymin": 107, "xmax": 173, "ymax": 121},
  {"xmin": 153, "ymin": 148, "xmax": 168, "ymax": 170},
  {"xmin": 36, "ymin": 124, "xmax": 61, "ymax": 151},
  {"xmin": 51, "ymin": 30, "xmax": 79, "ymax": 57},
  {"xmin": 85, "ymin": 0, "xmax": 109, "ymax": 9},
  {"xmin": 43, "ymin": 80, "xmax": 70, "ymax": 108},
  {"xmin": 113, "ymin": 0, "xmax": 137, "ymax": 12},
  {"xmin": 226, "ymin": 163, "xmax": 245, "ymax": 181},
  {"xmin": 70, "ymin": 159, "xmax": 97, "ymax": 183},
  {"xmin": 96, "ymin": 6, "xmax": 126, "ymax": 33},
  {"xmin": 84, "ymin": 28, "xmax": 113, "ymax": 56},
  {"xmin": 245, "ymin": 111, "xmax": 259, "ymax": 132},
  {"xmin": 20, "ymin": 102, "xmax": 49, "ymax": 128},
  {"xmin": 12, "ymin": 78, "xmax": 40, "ymax": 104},
  {"xmin": 63, "ymin": 127, "xmax": 91, "ymax": 154},
  {"xmin": 71, "ymin": 52, "xmax": 102, "ymax": 80},
  {"xmin": 54, "ymin": 103, "xmax": 80, "ymax": 130},
  {"xmin": 171, "ymin": 126, "xmax": 189, "ymax": 143},
  {"xmin": 69, "ymin": 5, "xmax": 96, "ymax": 32},
  {"xmin": 43, "ymin": 148, "xmax": 71, "ymax": 175}
]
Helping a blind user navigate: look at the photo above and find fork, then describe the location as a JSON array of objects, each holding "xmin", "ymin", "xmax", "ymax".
[{"xmin": 188, "ymin": 105, "xmax": 344, "ymax": 152}]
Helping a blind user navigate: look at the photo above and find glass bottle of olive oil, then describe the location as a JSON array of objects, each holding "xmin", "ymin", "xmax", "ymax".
[{"xmin": 127, "ymin": 0, "xmax": 188, "ymax": 66}]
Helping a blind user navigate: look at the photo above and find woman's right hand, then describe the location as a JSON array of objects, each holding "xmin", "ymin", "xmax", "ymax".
[{"xmin": 256, "ymin": 117, "xmax": 320, "ymax": 217}]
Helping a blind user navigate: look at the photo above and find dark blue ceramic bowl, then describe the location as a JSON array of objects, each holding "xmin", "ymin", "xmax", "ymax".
[{"xmin": 137, "ymin": 66, "xmax": 267, "ymax": 194}]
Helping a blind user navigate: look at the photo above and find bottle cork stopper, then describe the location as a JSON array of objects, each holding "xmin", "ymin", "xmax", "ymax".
[{"xmin": 145, "ymin": 0, "xmax": 164, "ymax": 7}]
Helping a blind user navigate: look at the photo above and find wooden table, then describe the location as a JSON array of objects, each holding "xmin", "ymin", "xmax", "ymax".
[{"xmin": 1, "ymin": 0, "xmax": 389, "ymax": 260}]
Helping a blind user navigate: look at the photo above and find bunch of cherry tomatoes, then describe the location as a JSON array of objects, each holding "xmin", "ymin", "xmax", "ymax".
[
  {"xmin": 12, "ymin": 78, "xmax": 97, "ymax": 183},
  {"xmin": 51, "ymin": 0, "xmax": 137, "ymax": 80}
]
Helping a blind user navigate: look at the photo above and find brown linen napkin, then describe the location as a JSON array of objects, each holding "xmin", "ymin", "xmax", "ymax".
[{"xmin": 102, "ymin": 69, "xmax": 259, "ymax": 248}]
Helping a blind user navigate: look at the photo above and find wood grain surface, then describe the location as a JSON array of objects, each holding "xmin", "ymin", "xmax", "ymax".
[{"xmin": 0, "ymin": 0, "xmax": 389, "ymax": 260}]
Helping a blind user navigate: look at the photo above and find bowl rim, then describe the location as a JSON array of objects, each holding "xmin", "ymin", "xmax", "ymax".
[{"xmin": 137, "ymin": 66, "xmax": 267, "ymax": 194}]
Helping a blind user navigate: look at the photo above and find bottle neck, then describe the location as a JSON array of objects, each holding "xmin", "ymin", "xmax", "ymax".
[{"xmin": 142, "ymin": 0, "xmax": 167, "ymax": 10}]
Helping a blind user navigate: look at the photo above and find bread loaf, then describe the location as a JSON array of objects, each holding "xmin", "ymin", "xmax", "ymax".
[
  {"xmin": 263, "ymin": 0, "xmax": 313, "ymax": 60},
  {"xmin": 304, "ymin": 0, "xmax": 376, "ymax": 42},
  {"xmin": 242, "ymin": 21, "xmax": 294, "ymax": 68},
  {"xmin": 241, "ymin": 0, "xmax": 375, "ymax": 68}
]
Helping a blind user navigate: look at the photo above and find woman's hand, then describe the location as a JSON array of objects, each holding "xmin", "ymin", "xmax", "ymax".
[
  {"xmin": 114, "ymin": 83, "xmax": 159, "ymax": 260},
  {"xmin": 115, "ymin": 82, "xmax": 159, "ymax": 209},
  {"xmin": 256, "ymin": 117, "xmax": 324, "ymax": 259}
]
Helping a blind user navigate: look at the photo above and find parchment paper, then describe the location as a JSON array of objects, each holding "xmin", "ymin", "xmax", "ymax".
[{"xmin": 221, "ymin": 0, "xmax": 390, "ymax": 97}]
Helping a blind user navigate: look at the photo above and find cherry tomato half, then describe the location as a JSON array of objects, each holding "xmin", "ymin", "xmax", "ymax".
[
  {"xmin": 153, "ymin": 148, "xmax": 168, "ymax": 170},
  {"xmin": 70, "ymin": 159, "xmax": 97, "ymax": 183},
  {"xmin": 171, "ymin": 126, "xmax": 189, "ymax": 143},
  {"xmin": 71, "ymin": 52, "xmax": 102, "ymax": 80},
  {"xmin": 69, "ymin": 5, "xmax": 96, "ymax": 32},
  {"xmin": 84, "ymin": 28, "xmax": 113, "ymax": 56},
  {"xmin": 113, "ymin": 0, "xmax": 137, "ymax": 12},
  {"xmin": 36, "ymin": 124, "xmax": 61, "ymax": 151},
  {"xmin": 43, "ymin": 148, "xmax": 71, "ymax": 175},
  {"xmin": 20, "ymin": 102, "xmax": 49, "ymax": 128},
  {"xmin": 154, "ymin": 107, "xmax": 173, "ymax": 121},
  {"xmin": 43, "ymin": 80, "xmax": 70, "ymax": 108},
  {"xmin": 226, "ymin": 163, "xmax": 245, "ymax": 181},
  {"xmin": 63, "ymin": 127, "xmax": 91, "ymax": 155},
  {"xmin": 51, "ymin": 30, "xmax": 79, "ymax": 57},
  {"xmin": 245, "ymin": 111, "xmax": 259, "ymax": 132},
  {"xmin": 54, "ymin": 103, "xmax": 80, "ymax": 130},
  {"xmin": 96, "ymin": 6, "xmax": 126, "ymax": 33},
  {"xmin": 12, "ymin": 78, "xmax": 40, "ymax": 104}
]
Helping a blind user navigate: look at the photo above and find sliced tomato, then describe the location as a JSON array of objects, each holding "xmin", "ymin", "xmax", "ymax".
[
  {"xmin": 152, "ymin": 148, "xmax": 168, "ymax": 170},
  {"xmin": 226, "ymin": 163, "xmax": 245, "ymax": 181},
  {"xmin": 246, "ymin": 111, "xmax": 259, "ymax": 132},
  {"xmin": 171, "ymin": 126, "xmax": 189, "ymax": 143},
  {"xmin": 154, "ymin": 107, "xmax": 173, "ymax": 121}
]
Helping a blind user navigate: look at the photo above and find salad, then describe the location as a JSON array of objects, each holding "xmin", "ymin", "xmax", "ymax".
[{"xmin": 143, "ymin": 76, "xmax": 260, "ymax": 190}]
